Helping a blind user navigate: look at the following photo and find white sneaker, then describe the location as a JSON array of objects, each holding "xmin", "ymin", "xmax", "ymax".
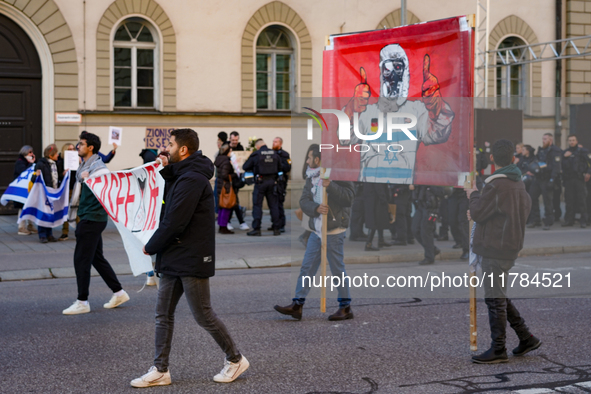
[
  {"xmin": 103, "ymin": 290, "xmax": 130, "ymax": 309},
  {"xmin": 62, "ymin": 300, "xmax": 90, "ymax": 315},
  {"xmin": 239, "ymin": 223, "xmax": 250, "ymax": 231},
  {"xmin": 146, "ymin": 276, "xmax": 157, "ymax": 286},
  {"xmin": 130, "ymin": 366, "xmax": 171, "ymax": 388},
  {"xmin": 213, "ymin": 356, "xmax": 249, "ymax": 383},
  {"xmin": 227, "ymin": 223, "xmax": 234, "ymax": 230}
]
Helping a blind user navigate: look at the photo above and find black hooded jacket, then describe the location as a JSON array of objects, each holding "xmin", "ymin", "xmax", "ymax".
[{"xmin": 145, "ymin": 151, "xmax": 216, "ymax": 278}]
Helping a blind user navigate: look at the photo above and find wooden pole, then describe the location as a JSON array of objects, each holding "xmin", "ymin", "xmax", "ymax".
[
  {"xmin": 468, "ymin": 149, "xmax": 478, "ymax": 352},
  {"xmin": 320, "ymin": 168, "xmax": 328, "ymax": 313}
]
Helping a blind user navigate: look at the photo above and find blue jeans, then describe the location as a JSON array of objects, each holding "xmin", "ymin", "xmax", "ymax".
[
  {"xmin": 154, "ymin": 274, "xmax": 241, "ymax": 372},
  {"xmin": 38, "ymin": 226, "xmax": 53, "ymax": 239},
  {"xmin": 294, "ymin": 232, "xmax": 351, "ymax": 307}
]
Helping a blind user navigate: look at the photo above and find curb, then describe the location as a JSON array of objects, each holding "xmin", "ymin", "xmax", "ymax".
[{"xmin": 1, "ymin": 245, "xmax": 590, "ymax": 282}]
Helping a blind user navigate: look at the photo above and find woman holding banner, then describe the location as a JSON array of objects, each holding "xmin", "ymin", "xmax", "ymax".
[
  {"xmin": 32, "ymin": 144, "xmax": 63, "ymax": 243},
  {"xmin": 13, "ymin": 145, "xmax": 37, "ymax": 235}
]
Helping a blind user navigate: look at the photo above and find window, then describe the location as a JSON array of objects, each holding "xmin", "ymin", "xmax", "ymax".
[
  {"xmin": 113, "ymin": 18, "xmax": 157, "ymax": 108},
  {"xmin": 496, "ymin": 37, "xmax": 527, "ymax": 109},
  {"xmin": 256, "ymin": 25, "xmax": 294, "ymax": 111}
]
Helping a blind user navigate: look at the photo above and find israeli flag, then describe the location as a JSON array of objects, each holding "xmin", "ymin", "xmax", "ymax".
[
  {"xmin": 0, "ymin": 165, "xmax": 35, "ymax": 206},
  {"xmin": 18, "ymin": 171, "xmax": 70, "ymax": 228}
]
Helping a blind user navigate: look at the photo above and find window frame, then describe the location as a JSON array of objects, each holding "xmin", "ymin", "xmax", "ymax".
[
  {"xmin": 111, "ymin": 17, "xmax": 160, "ymax": 110},
  {"xmin": 255, "ymin": 25, "xmax": 296, "ymax": 111},
  {"xmin": 495, "ymin": 36, "xmax": 529, "ymax": 110}
]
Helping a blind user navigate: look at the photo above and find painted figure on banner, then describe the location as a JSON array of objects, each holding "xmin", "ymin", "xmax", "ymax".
[
  {"xmin": 322, "ymin": 16, "xmax": 474, "ymax": 186},
  {"xmin": 340, "ymin": 48, "xmax": 455, "ymax": 184}
]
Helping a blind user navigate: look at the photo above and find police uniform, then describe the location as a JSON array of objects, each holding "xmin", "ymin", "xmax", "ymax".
[
  {"xmin": 412, "ymin": 185, "xmax": 443, "ymax": 264},
  {"xmin": 274, "ymin": 148, "xmax": 291, "ymax": 231},
  {"xmin": 243, "ymin": 145, "xmax": 282, "ymax": 234},
  {"xmin": 529, "ymin": 144, "xmax": 562, "ymax": 228},
  {"xmin": 562, "ymin": 145, "xmax": 591, "ymax": 227},
  {"xmin": 448, "ymin": 187, "xmax": 469, "ymax": 257}
]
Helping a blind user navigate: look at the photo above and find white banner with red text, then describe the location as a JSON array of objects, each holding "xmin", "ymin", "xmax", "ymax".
[{"xmin": 84, "ymin": 162, "xmax": 164, "ymax": 276}]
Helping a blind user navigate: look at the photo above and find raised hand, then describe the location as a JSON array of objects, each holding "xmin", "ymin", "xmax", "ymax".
[
  {"xmin": 421, "ymin": 54, "xmax": 443, "ymax": 120},
  {"xmin": 344, "ymin": 67, "xmax": 371, "ymax": 120}
]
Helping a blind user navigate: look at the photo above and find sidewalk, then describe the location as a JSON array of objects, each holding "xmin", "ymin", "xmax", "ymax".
[{"xmin": 1, "ymin": 211, "xmax": 590, "ymax": 281}]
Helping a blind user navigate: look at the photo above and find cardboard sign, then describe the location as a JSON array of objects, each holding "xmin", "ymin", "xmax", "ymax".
[{"xmin": 145, "ymin": 128, "xmax": 173, "ymax": 149}]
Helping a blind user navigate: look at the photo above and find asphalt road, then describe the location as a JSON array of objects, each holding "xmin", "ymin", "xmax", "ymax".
[{"xmin": 1, "ymin": 253, "xmax": 591, "ymax": 394}]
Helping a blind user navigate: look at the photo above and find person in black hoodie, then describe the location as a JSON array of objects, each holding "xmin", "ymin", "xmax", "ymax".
[
  {"xmin": 134, "ymin": 129, "xmax": 248, "ymax": 388},
  {"xmin": 466, "ymin": 139, "xmax": 541, "ymax": 364}
]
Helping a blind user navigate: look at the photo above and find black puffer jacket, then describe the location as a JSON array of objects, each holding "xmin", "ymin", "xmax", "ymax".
[
  {"xmin": 33, "ymin": 158, "xmax": 62, "ymax": 188},
  {"xmin": 300, "ymin": 179, "xmax": 354, "ymax": 232},
  {"xmin": 145, "ymin": 151, "xmax": 216, "ymax": 278}
]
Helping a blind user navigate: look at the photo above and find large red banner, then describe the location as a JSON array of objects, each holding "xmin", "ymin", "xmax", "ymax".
[{"xmin": 321, "ymin": 16, "xmax": 474, "ymax": 186}]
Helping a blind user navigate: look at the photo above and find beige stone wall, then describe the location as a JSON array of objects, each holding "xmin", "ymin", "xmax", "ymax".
[{"xmin": 566, "ymin": 0, "xmax": 591, "ymax": 97}]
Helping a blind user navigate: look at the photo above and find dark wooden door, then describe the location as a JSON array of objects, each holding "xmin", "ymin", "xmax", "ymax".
[{"xmin": 0, "ymin": 13, "xmax": 42, "ymax": 212}]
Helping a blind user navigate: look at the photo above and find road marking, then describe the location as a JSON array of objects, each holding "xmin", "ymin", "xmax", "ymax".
[{"xmin": 513, "ymin": 381, "xmax": 591, "ymax": 393}]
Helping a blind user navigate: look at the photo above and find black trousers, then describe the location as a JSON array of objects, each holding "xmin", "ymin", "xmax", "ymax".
[
  {"xmin": 481, "ymin": 257, "xmax": 531, "ymax": 351},
  {"xmin": 393, "ymin": 191, "xmax": 411, "ymax": 243},
  {"xmin": 412, "ymin": 206, "xmax": 436, "ymax": 261},
  {"xmin": 74, "ymin": 220, "xmax": 122, "ymax": 301},
  {"xmin": 587, "ymin": 181, "xmax": 591, "ymax": 224},
  {"xmin": 251, "ymin": 178, "xmax": 280, "ymax": 230},
  {"xmin": 564, "ymin": 178, "xmax": 588, "ymax": 224},
  {"xmin": 277, "ymin": 180, "xmax": 287, "ymax": 229},
  {"xmin": 449, "ymin": 193, "xmax": 469, "ymax": 252},
  {"xmin": 553, "ymin": 178, "xmax": 562, "ymax": 221},
  {"xmin": 529, "ymin": 179, "xmax": 555, "ymax": 226},
  {"xmin": 438, "ymin": 198, "xmax": 449, "ymax": 237},
  {"xmin": 349, "ymin": 186, "xmax": 366, "ymax": 238}
]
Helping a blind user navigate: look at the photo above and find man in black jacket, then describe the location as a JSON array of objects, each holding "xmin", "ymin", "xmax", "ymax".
[
  {"xmin": 133, "ymin": 129, "xmax": 248, "ymax": 388},
  {"xmin": 529, "ymin": 133, "xmax": 562, "ymax": 230},
  {"xmin": 466, "ymin": 139, "xmax": 541, "ymax": 364},
  {"xmin": 274, "ymin": 144, "xmax": 355, "ymax": 321},
  {"xmin": 562, "ymin": 134, "xmax": 590, "ymax": 228}
]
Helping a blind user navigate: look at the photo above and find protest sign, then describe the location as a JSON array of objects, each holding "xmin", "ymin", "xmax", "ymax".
[
  {"xmin": 145, "ymin": 127, "xmax": 174, "ymax": 149},
  {"xmin": 109, "ymin": 126, "xmax": 122, "ymax": 145},
  {"xmin": 64, "ymin": 151, "xmax": 80, "ymax": 171}
]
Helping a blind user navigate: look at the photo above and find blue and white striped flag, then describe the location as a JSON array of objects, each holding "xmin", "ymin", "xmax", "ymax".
[
  {"xmin": 18, "ymin": 171, "xmax": 70, "ymax": 228},
  {"xmin": 0, "ymin": 165, "xmax": 35, "ymax": 206}
]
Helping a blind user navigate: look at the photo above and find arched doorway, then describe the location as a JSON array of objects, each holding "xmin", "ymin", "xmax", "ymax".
[{"xmin": 0, "ymin": 13, "xmax": 42, "ymax": 212}]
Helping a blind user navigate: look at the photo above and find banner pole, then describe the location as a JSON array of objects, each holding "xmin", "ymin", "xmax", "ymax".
[
  {"xmin": 320, "ymin": 168, "xmax": 328, "ymax": 313},
  {"xmin": 468, "ymin": 149, "xmax": 478, "ymax": 352}
]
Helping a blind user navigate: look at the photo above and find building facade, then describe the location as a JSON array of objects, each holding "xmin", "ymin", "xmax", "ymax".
[{"xmin": 1, "ymin": 0, "xmax": 589, "ymax": 202}]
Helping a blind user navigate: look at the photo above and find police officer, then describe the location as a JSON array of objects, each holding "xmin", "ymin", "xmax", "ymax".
[
  {"xmin": 391, "ymin": 184, "xmax": 412, "ymax": 245},
  {"xmin": 562, "ymin": 135, "xmax": 591, "ymax": 228},
  {"xmin": 412, "ymin": 185, "xmax": 443, "ymax": 265},
  {"xmin": 448, "ymin": 187, "xmax": 470, "ymax": 260},
  {"xmin": 243, "ymin": 139, "xmax": 282, "ymax": 236},
  {"xmin": 268, "ymin": 137, "xmax": 291, "ymax": 233},
  {"xmin": 528, "ymin": 133, "xmax": 562, "ymax": 230}
]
